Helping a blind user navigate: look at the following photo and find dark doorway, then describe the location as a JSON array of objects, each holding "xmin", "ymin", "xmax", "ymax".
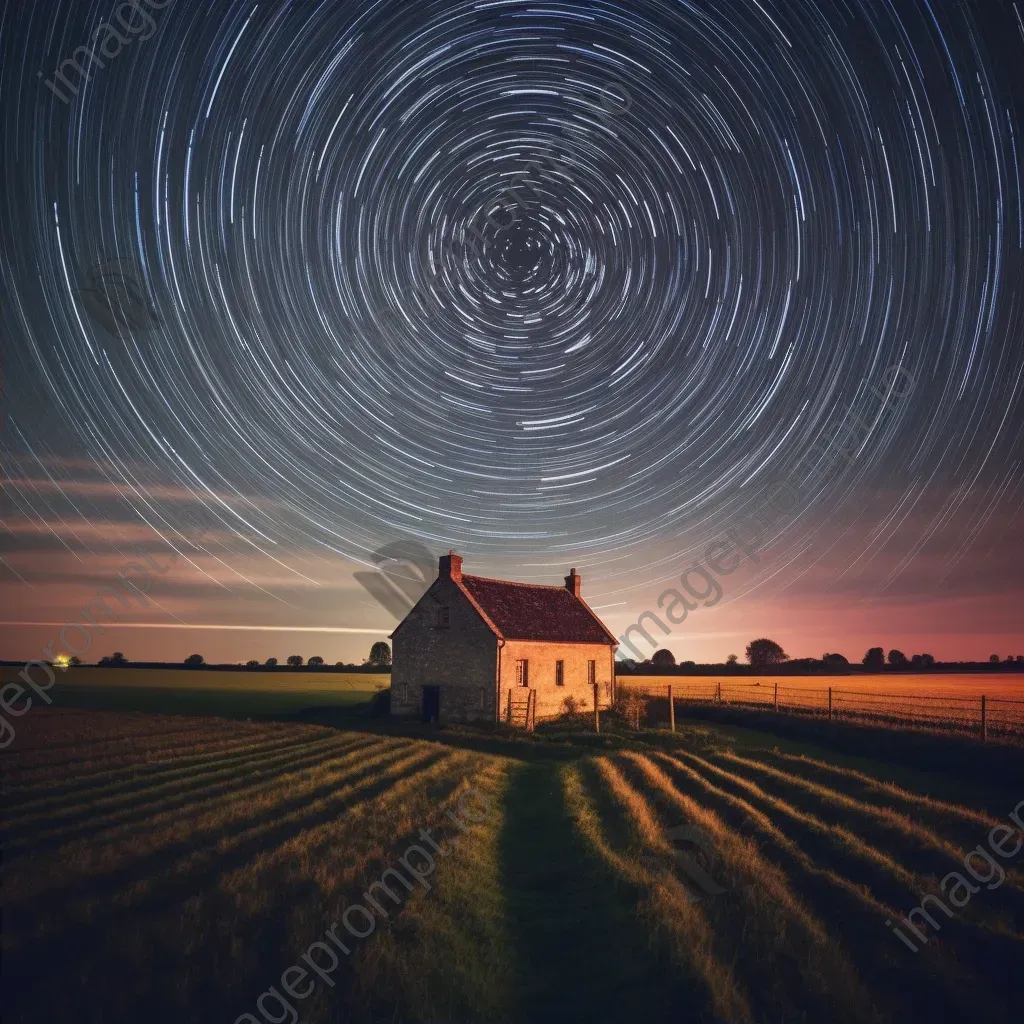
[{"xmin": 422, "ymin": 685, "xmax": 440, "ymax": 723}]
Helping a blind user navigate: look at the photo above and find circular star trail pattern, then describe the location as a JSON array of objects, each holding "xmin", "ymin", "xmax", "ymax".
[{"xmin": 3, "ymin": 0, "xmax": 1023, "ymax": 593}]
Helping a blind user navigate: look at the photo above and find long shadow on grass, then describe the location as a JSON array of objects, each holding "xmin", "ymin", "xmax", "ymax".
[{"xmin": 498, "ymin": 760, "xmax": 700, "ymax": 1024}]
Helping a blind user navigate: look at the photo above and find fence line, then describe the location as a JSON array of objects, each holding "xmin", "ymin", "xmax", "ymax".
[{"xmin": 617, "ymin": 679, "xmax": 1024, "ymax": 743}]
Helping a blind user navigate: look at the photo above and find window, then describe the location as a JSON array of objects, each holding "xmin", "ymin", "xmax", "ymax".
[
  {"xmin": 479, "ymin": 687, "xmax": 486, "ymax": 710},
  {"xmin": 588, "ymin": 660, "xmax": 596, "ymax": 686},
  {"xmin": 437, "ymin": 607, "xmax": 450, "ymax": 628},
  {"xmin": 516, "ymin": 659, "xmax": 529, "ymax": 686},
  {"xmin": 555, "ymin": 660, "xmax": 564, "ymax": 686}
]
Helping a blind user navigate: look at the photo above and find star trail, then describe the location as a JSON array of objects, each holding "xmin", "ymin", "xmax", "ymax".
[{"xmin": 1, "ymin": 0, "xmax": 1023, "ymax": 663}]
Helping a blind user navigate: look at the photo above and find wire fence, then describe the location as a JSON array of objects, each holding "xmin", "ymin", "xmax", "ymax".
[{"xmin": 616, "ymin": 679, "xmax": 1024, "ymax": 744}]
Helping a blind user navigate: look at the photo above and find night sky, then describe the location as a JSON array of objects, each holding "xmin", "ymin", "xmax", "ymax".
[{"xmin": 2, "ymin": 0, "xmax": 1022, "ymax": 666}]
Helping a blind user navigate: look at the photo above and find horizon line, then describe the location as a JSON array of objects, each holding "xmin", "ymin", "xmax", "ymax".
[{"xmin": 0, "ymin": 622, "xmax": 391, "ymax": 633}]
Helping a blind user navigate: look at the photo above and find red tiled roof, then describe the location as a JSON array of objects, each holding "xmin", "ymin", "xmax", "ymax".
[{"xmin": 458, "ymin": 575, "xmax": 616, "ymax": 644}]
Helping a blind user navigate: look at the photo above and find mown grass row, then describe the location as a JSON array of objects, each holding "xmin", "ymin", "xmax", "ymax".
[
  {"xmin": 5, "ymin": 708, "xmax": 1023, "ymax": 1023},
  {"xmin": 5, "ymin": 711, "xmax": 513, "ymax": 1024},
  {"xmin": 559, "ymin": 746, "xmax": 1024, "ymax": 1023}
]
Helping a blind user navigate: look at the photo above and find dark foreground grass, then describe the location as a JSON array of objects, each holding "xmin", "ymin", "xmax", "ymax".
[
  {"xmin": 3, "ymin": 706, "xmax": 1023, "ymax": 1023},
  {"xmin": 672, "ymin": 703, "xmax": 1024, "ymax": 792},
  {"xmin": 498, "ymin": 760, "xmax": 694, "ymax": 1022}
]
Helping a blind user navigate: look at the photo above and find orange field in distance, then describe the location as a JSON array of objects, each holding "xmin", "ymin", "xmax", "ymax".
[{"xmin": 620, "ymin": 673, "xmax": 1024, "ymax": 699}]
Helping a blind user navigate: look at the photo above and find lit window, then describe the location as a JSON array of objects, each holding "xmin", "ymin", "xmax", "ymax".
[
  {"xmin": 555, "ymin": 660, "xmax": 564, "ymax": 686},
  {"xmin": 588, "ymin": 660, "xmax": 596, "ymax": 685}
]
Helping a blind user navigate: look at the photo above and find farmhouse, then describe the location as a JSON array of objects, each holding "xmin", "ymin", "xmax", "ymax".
[{"xmin": 389, "ymin": 551, "xmax": 618, "ymax": 726}]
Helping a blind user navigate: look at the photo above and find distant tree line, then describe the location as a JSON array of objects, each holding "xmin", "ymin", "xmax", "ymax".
[
  {"xmin": 30, "ymin": 639, "xmax": 1024, "ymax": 675},
  {"xmin": 618, "ymin": 640, "xmax": 1024, "ymax": 675},
  {"xmin": 73, "ymin": 643, "xmax": 393, "ymax": 672}
]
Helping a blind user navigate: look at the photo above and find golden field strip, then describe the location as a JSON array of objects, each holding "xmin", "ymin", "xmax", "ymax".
[
  {"xmin": 620, "ymin": 673, "xmax": 1024, "ymax": 740},
  {"xmin": 622, "ymin": 673, "xmax": 1024, "ymax": 699},
  {"xmin": 3, "ymin": 706, "xmax": 1023, "ymax": 1024}
]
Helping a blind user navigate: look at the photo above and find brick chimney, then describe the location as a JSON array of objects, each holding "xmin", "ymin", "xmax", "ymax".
[
  {"xmin": 564, "ymin": 567, "xmax": 581, "ymax": 597},
  {"xmin": 439, "ymin": 550, "xmax": 463, "ymax": 582}
]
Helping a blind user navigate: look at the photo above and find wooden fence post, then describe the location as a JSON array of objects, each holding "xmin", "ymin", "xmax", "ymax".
[
  {"xmin": 981, "ymin": 695, "xmax": 987, "ymax": 743},
  {"xmin": 668, "ymin": 683, "xmax": 675, "ymax": 732},
  {"xmin": 506, "ymin": 689, "xmax": 512, "ymax": 726},
  {"xmin": 828, "ymin": 687, "xmax": 833, "ymax": 721},
  {"xmin": 774, "ymin": 681, "xmax": 779, "ymax": 711},
  {"xmin": 593, "ymin": 682, "xmax": 600, "ymax": 733},
  {"xmin": 716, "ymin": 681, "xmax": 722, "ymax": 703}
]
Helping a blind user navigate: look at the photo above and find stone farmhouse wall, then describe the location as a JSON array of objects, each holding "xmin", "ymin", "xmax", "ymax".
[
  {"xmin": 389, "ymin": 577, "xmax": 498, "ymax": 722},
  {"xmin": 498, "ymin": 639, "xmax": 615, "ymax": 722}
]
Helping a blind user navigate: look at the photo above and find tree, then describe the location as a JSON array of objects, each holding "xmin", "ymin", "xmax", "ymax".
[
  {"xmin": 920, "ymin": 653, "xmax": 935, "ymax": 668},
  {"xmin": 726, "ymin": 654, "xmax": 738, "ymax": 666},
  {"xmin": 308, "ymin": 656, "xmax": 324, "ymax": 667},
  {"xmin": 265, "ymin": 657, "xmax": 278, "ymax": 667},
  {"xmin": 990, "ymin": 654, "xmax": 1000, "ymax": 663},
  {"xmin": 99, "ymin": 652, "xmax": 128, "ymax": 667},
  {"xmin": 69, "ymin": 655, "xmax": 82, "ymax": 667},
  {"xmin": 184, "ymin": 654, "xmax": 205, "ymax": 666},
  {"xmin": 651, "ymin": 648, "xmax": 676, "ymax": 668},
  {"xmin": 862, "ymin": 647, "xmax": 885, "ymax": 671},
  {"xmin": 888, "ymin": 649, "xmax": 908, "ymax": 667},
  {"xmin": 368, "ymin": 641, "xmax": 392, "ymax": 668},
  {"xmin": 245, "ymin": 659, "xmax": 259, "ymax": 668},
  {"xmin": 746, "ymin": 639, "xmax": 788, "ymax": 668},
  {"xmin": 822, "ymin": 653, "xmax": 849, "ymax": 673},
  {"xmin": 286, "ymin": 655, "xmax": 304, "ymax": 668}
]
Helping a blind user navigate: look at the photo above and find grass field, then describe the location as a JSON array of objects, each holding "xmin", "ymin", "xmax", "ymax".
[
  {"xmin": 4, "ymin": 705, "xmax": 1023, "ymax": 1024},
  {"xmin": 0, "ymin": 667, "xmax": 389, "ymax": 717}
]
